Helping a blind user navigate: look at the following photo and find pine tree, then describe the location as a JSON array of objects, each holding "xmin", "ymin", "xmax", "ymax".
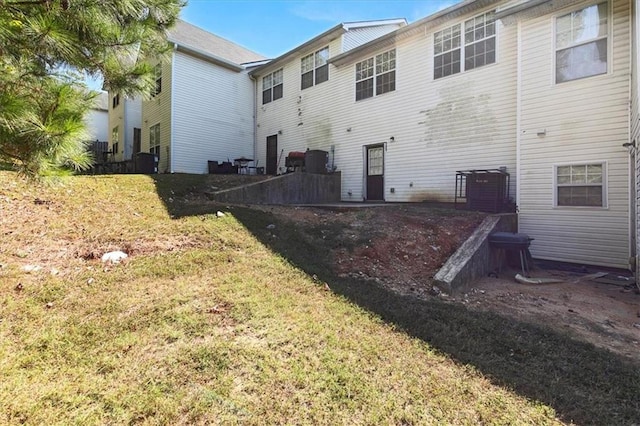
[{"xmin": 0, "ymin": 0, "xmax": 184, "ymax": 176}]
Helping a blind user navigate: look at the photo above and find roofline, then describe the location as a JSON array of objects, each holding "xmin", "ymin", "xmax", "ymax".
[
  {"xmin": 494, "ymin": 0, "xmax": 550, "ymax": 19},
  {"xmin": 343, "ymin": 18, "xmax": 407, "ymax": 29},
  {"xmin": 329, "ymin": 0, "xmax": 499, "ymax": 67},
  {"xmin": 249, "ymin": 22, "xmax": 344, "ymax": 76},
  {"xmin": 248, "ymin": 18, "xmax": 408, "ymax": 77},
  {"xmin": 171, "ymin": 42, "xmax": 245, "ymax": 72}
]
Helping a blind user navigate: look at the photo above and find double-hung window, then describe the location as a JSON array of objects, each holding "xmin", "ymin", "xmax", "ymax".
[
  {"xmin": 111, "ymin": 126, "xmax": 119, "ymax": 155},
  {"xmin": 301, "ymin": 47, "xmax": 329, "ymax": 90},
  {"xmin": 555, "ymin": 2, "xmax": 608, "ymax": 83},
  {"xmin": 262, "ymin": 69, "xmax": 283, "ymax": 104},
  {"xmin": 149, "ymin": 123, "xmax": 160, "ymax": 159},
  {"xmin": 152, "ymin": 64, "xmax": 162, "ymax": 97},
  {"xmin": 355, "ymin": 49, "xmax": 396, "ymax": 101},
  {"xmin": 555, "ymin": 163, "xmax": 606, "ymax": 207},
  {"xmin": 434, "ymin": 11, "xmax": 495, "ymax": 79}
]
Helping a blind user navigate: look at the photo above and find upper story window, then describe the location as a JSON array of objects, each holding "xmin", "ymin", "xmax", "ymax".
[
  {"xmin": 301, "ymin": 46, "xmax": 329, "ymax": 90},
  {"xmin": 355, "ymin": 49, "xmax": 396, "ymax": 101},
  {"xmin": 555, "ymin": 2, "xmax": 608, "ymax": 83},
  {"xmin": 262, "ymin": 69, "xmax": 283, "ymax": 104},
  {"xmin": 112, "ymin": 93, "xmax": 120, "ymax": 109},
  {"xmin": 434, "ymin": 11, "xmax": 495, "ymax": 79},
  {"xmin": 152, "ymin": 64, "xmax": 162, "ymax": 96},
  {"xmin": 555, "ymin": 163, "xmax": 606, "ymax": 207}
]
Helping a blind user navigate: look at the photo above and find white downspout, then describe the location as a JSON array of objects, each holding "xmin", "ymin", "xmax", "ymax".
[
  {"xmin": 515, "ymin": 20, "xmax": 522, "ymax": 226},
  {"xmin": 170, "ymin": 43, "xmax": 177, "ymax": 173},
  {"xmin": 250, "ymin": 73, "xmax": 258, "ymax": 167}
]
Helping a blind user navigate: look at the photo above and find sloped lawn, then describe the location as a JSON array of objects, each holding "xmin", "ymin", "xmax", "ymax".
[{"xmin": 0, "ymin": 172, "xmax": 633, "ymax": 424}]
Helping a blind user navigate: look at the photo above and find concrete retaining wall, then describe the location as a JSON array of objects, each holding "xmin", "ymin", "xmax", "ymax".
[
  {"xmin": 434, "ymin": 214, "xmax": 517, "ymax": 293},
  {"xmin": 210, "ymin": 171, "xmax": 341, "ymax": 205}
]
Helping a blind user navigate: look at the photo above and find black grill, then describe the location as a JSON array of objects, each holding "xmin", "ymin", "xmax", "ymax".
[{"xmin": 488, "ymin": 232, "xmax": 534, "ymax": 276}]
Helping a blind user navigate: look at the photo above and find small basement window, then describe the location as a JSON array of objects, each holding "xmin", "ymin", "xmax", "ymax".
[{"xmin": 555, "ymin": 162, "xmax": 606, "ymax": 207}]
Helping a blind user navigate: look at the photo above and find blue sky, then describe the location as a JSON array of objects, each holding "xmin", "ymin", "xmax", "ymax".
[{"xmin": 180, "ymin": 1, "xmax": 458, "ymax": 58}]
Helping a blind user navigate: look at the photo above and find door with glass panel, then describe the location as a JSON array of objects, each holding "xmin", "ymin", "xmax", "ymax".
[{"xmin": 366, "ymin": 145, "xmax": 384, "ymax": 201}]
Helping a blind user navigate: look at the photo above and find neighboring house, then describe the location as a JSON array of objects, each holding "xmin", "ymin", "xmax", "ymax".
[
  {"xmin": 249, "ymin": 19, "xmax": 408, "ymax": 175},
  {"xmin": 85, "ymin": 91, "xmax": 109, "ymax": 142},
  {"xmin": 139, "ymin": 20, "xmax": 267, "ymax": 174},
  {"xmin": 108, "ymin": 94, "xmax": 141, "ymax": 162},
  {"xmin": 250, "ymin": 0, "xmax": 634, "ymax": 270}
]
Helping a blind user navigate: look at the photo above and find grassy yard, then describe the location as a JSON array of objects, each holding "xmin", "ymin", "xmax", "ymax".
[{"xmin": 0, "ymin": 172, "xmax": 637, "ymax": 425}]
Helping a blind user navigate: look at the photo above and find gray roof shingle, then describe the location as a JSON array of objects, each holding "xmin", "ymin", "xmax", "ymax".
[{"xmin": 168, "ymin": 20, "xmax": 266, "ymax": 65}]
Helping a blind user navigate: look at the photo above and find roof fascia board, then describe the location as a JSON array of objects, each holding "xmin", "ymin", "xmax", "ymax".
[
  {"xmin": 343, "ymin": 18, "xmax": 407, "ymax": 29},
  {"xmin": 172, "ymin": 43, "xmax": 244, "ymax": 72},
  {"xmin": 495, "ymin": 0, "xmax": 550, "ymax": 19},
  {"xmin": 495, "ymin": 0, "xmax": 578, "ymax": 24},
  {"xmin": 330, "ymin": 0, "xmax": 499, "ymax": 67},
  {"xmin": 249, "ymin": 18, "xmax": 413, "ymax": 76}
]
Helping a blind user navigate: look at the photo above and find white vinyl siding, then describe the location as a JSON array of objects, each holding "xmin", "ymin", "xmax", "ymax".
[
  {"xmin": 518, "ymin": 0, "xmax": 630, "ymax": 268},
  {"xmin": 632, "ymin": 0, "xmax": 640, "ymax": 277},
  {"xmin": 255, "ymin": 9, "xmax": 516, "ymax": 202},
  {"xmin": 171, "ymin": 51, "xmax": 254, "ymax": 174},
  {"xmin": 342, "ymin": 24, "xmax": 405, "ymax": 51}
]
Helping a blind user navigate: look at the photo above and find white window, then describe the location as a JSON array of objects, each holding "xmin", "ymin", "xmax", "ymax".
[
  {"xmin": 262, "ymin": 69, "xmax": 283, "ymax": 104},
  {"xmin": 301, "ymin": 46, "xmax": 329, "ymax": 90},
  {"xmin": 355, "ymin": 49, "xmax": 396, "ymax": 101},
  {"xmin": 111, "ymin": 126, "xmax": 119, "ymax": 155},
  {"xmin": 555, "ymin": 2, "xmax": 608, "ymax": 83},
  {"xmin": 555, "ymin": 163, "xmax": 606, "ymax": 207},
  {"xmin": 434, "ymin": 11, "xmax": 495, "ymax": 79},
  {"xmin": 149, "ymin": 123, "xmax": 160, "ymax": 159},
  {"xmin": 152, "ymin": 64, "xmax": 162, "ymax": 96}
]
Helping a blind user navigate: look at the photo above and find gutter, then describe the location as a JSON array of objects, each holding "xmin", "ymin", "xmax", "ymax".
[
  {"xmin": 494, "ymin": 0, "xmax": 550, "ymax": 20},
  {"xmin": 250, "ymin": 73, "xmax": 258, "ymax": 169}
]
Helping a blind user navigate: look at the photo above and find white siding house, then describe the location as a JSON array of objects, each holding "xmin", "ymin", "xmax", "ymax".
[
  {"xmin": 248, "ymin": 0, "xmax": 635, "ymax": 269},
  {"xmin": 250, "ymin": 19, "xmax": 407, "ymax": 176},
  {"xmin": 501, "ymin": 0, "xmax": 632, "ymax": 268},
  {"xmin": 85, "ymin": 91, "xmax": 109, "ymax": 142},
  {"xmin": 110, "ymin": 20, "xmax": 266, "ymax": 173},
  {"xmin": 108, "ymin": 94, "xmax": 141, "ymax": 162}
]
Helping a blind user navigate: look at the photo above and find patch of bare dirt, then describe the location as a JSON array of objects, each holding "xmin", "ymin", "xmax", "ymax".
[
  {"xmin": 259, "ymin": 204, "xmax": 640, "ymax": 362},
  {"xmin": 460, "ymin": 269, "xmax": 640, "ymax": 360}
]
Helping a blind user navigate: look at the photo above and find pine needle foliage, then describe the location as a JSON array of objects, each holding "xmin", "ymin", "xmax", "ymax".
[{"xmin": 0, "ymin": 0, "xmax": 184, "ymax": 177}]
